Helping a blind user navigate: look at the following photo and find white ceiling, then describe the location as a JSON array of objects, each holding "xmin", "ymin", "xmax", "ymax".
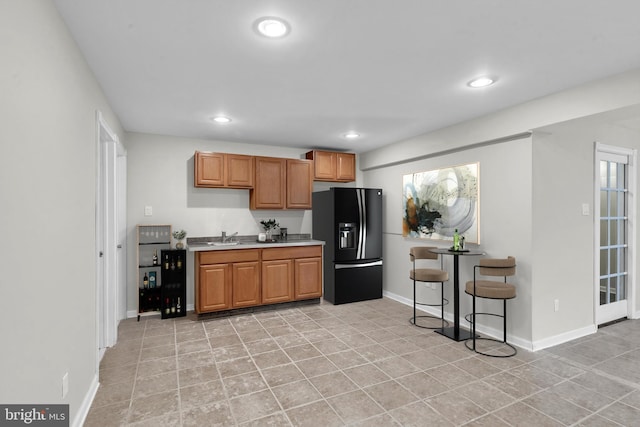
[{"xmin": 53, "ymin": 0, "xmax": 640, "ymax": 154}]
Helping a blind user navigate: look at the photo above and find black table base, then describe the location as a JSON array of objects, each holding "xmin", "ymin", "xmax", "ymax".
[{"xmin": 435, "ymin": 327, "xmax": 476, "ymax": 342}]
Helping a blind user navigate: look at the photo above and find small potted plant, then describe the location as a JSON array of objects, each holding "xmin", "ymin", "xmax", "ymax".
[
  {"xmin": 172, "ymin": 229, "xmax": 187, "ymax": 249},
  {"xmin": 260, "ymin": 219, "xmax": 279, "ymax": 241}
]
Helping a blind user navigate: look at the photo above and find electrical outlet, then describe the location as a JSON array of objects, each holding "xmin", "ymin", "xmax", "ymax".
[
  {"xmin": 62, "ymin": 372, "xmax": 69, "ymax": 398},
  {"xmin": 144, "ymin": 206, "xmax": 153, "ymax": 216},
  {"xmin": 554, "ymin": 299, "xmax": 560, "ymax": 312}
]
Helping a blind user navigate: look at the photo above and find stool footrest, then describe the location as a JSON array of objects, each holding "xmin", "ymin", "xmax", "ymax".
[{"xmin": 410, "ymin": 315, "xmax": 450, "ymax": 330}]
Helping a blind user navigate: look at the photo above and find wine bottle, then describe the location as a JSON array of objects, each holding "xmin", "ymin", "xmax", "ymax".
[
  {"xmin": 176, "ymin": 297, "xmax": 181, "ymax": 313},
  {"xmin": 176, "ymin": 255, "xmax": 182, "ymax": 269},
  {"xmin": 164, "ymin": 254, "xmax": 170, "ymax": 270},
  {"xmin": 170, "ymin": 257, "xmax": 176, "ymax": 271},
  {"xmin": 453, "ymin": 228, "xmax": 460, "ymax": 251},
  {"xmin": 152, "ymin": 250, "xmax": 158, "ymax": 265},
  {"xmin": 165, "ymin": 298, "xmax": 170, "ymax": 315},
  {"xmin": 171, "ymin": 299, "xmax": 176, "ymax": 313},
  {"xmin": 143, "ymin": 273, "xmax": 149, "ymax": 288}
]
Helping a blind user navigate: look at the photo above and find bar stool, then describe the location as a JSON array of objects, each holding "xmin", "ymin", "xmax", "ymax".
[
  {"xmin": 409, "ymin": 247, "xmax": 449, "ymax": 329},
  {"xmin": 464, "ymin": 256, "xmax": 517, "ymax": 357}
]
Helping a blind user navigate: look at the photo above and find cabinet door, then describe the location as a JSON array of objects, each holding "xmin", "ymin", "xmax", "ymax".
[
  {"xmin": 295, "ymin": 257, "xmax": 323, "ymax": 300},
  {"xmin": 195, "ymin": 152, "xmax": 225, "ymax": 187},
  {"xmin": 232, "ymin": 261, "xmax": 261, "ymax": 308},
  {"xmin": 262, "ymin": 259, "xmax": 294, "ymax": 304},
  {"xmin": 251, "ymin": 157, "xmax": 286, "ymax": 209},
  {"xmin": 336, "ymin": 153, "xmax": 356, "ymax": 182},
  {"xmin": 286, "ymin": 159, "xmax": 313, "ymax": 209},
  {"xmin": 198, "ymin": 264, "xmax": 231, "ymax": 312},
  {"xmin": 310, "ymin": 150, "xmax": 337, "ymax": 181},
  {"xmin": 226, "ymin": 154, "xmax": 254, "ymax": 188}
]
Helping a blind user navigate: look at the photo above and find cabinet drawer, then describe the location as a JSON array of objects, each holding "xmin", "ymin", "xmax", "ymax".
[
  {"xmin": 198, "ymin": 249, "xmax": 260, "ymax": 265},
  {"xmin": 262, "ymin": 245, "xmax": 322, "ymax": 261}
]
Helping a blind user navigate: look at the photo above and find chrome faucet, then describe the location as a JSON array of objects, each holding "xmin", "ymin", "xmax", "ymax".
[{"xmin": 221, "ymin": 231, "xmax": 238, "ymax": 243}]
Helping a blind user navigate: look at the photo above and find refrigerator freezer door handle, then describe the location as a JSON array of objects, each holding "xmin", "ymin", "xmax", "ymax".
[
  {"xmin": 335, "ymin": 260, "xmax": 383, "ymax": 269},
  {"xmin": 356, "ymin": 188, "xmax": 367, "ymax": 259}
]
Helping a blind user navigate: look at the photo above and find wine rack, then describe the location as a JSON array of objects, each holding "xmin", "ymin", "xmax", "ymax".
[
  {"xmin": 137, "ymin": 224, "xmax": 172, "ymax": 320},
  {"xmin": 160, "ymin": 249, "xmax": 187, "ymax": 319}
]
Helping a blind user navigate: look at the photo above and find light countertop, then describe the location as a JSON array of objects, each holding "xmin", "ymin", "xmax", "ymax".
[{"xmin": 187, "ymin": 237, "xmax": 324, "ymax": 252}]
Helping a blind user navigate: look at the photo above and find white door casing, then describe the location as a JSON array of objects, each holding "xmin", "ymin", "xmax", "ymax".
[
  {"xmin": 96, "ymin": 111, "xmax": 126, "ymax": 363},
  {"xmin": 595, "ymin": 143, "xmax": 637, "ymax": 325}
]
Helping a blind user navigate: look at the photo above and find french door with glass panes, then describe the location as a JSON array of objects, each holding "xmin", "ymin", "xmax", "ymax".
[{"xmin": 596, "ymin": 144, "xmax": 636, "ymax": 325}]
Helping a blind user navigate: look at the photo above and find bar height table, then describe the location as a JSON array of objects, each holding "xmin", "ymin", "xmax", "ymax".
[{"xmin": 429, "ymin": 248, "xmax": 484, "ymax": 341}]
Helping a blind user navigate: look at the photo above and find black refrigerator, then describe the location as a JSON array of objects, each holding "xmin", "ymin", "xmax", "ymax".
[{"xmin": 312, "ymin": 188, "xmax": 383, "ymax": 304}]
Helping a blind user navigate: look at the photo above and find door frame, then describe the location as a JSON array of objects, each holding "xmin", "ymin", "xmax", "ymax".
[
  {"xmin": 594, "ymin": 142, "xmax": 637, "ymax": 324},
  {"xmin": 96, "ymin": 110, "xmax": 121, "ymax": 361}
]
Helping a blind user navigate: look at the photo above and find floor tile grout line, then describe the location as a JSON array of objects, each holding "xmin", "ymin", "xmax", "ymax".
[
  {"xmin": 208, "ymin": 317, "xmax": 241, "ymax": 426},
  {"xmin": 174, "ymin": 319, "xmax": 183, "ymax": 427},
  {"xmin": 274, "ymin": 309, "xmax": 346, "ymax": 426},
  {"xmin": 95, "ymin": 303, "xmax": 640, "ymax": 426},
  {"xmin": 231, "ymin": 312, "xmax": 295, "ymax": 426}
]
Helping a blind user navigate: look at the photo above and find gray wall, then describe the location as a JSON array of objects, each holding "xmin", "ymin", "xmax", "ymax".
[
  {"xmin": 531, "ymin": 114, "xmax": 640, "ymax": 346},
  {"xmin": 362, "ymin": 138, "xmax": 534, "ymax": 346},
  {"xmin": 124, "ymin": 132, "xmax": 360, "ymax": 316},
  {"xmin": 359, "ymin": 73, "xmax": 640, "ymax": 350},
  {"xmin": 0, "ymin": 0, "xmax": 123, "ymax": 424}
]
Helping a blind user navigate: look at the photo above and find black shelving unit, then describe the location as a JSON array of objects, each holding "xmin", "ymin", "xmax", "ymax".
[
  {"xmin": 137, "ymin": 224, "xmax": 172, "ymax": 320},
  {"xmin": 161, "ymin": 249, "xmax": 187, "ymax": 319}
]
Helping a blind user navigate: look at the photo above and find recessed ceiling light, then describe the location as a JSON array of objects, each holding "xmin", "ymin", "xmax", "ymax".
[
  {"xmin": 254, "ymin": 17, "xmax": 290, "ymax": 38},
  {"xmin": 212, "ymin": 116, "xmax": 231, "ymax": 124},
  {"xmin": 467, "ymin": 76, "xmax": 496, "ymax": 88},
  {"xmin": 343, "ymin": 132, "xmax": 360, "ymax": 139}
]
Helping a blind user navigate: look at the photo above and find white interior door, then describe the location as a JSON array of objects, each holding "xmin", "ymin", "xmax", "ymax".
[
  {"xmin": 596, "ymin": 144, "xmax": 636, "ymax": 325},
  {"xmin": 96, "ymin": 111, "xmax": 122, "ymax": 360},
  {"xmin": 116, "ymin": 147, "xmax": 127, "ymax": 321}
]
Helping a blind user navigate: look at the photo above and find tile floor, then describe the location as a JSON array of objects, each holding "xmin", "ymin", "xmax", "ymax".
[{"xmin": 86, "ymin": 298, "xmax": 640, "ymax": 426}]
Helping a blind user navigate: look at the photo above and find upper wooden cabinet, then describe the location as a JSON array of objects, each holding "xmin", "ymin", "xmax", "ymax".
[
  {"xmin": 305, "ymin": 150, "xmax": 356, "ymax": 182},
  {"xmin": 250, "ymin": 156, "xmax": 286, "ymax": 209},
  {"xmin": 250, "ymin": 157, "xmax": 313, "ymax": 210},
  {"xmin": 286, "ymin": 159, "xmax": 313, "ymax": 209},
  {"xmin": 194, "ymin": 151, "xmax": 254, "ymax": 188}
]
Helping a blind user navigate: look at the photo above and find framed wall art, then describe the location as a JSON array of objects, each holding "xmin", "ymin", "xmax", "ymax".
[{"xmin": 402, "ymin": 162, "xmax": 479, "ymax": 243}]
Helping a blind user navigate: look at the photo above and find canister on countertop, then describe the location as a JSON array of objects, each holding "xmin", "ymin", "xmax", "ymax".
[{"xmin": 280, "ymin": 227, "xmax": 288, "ymax": 241}]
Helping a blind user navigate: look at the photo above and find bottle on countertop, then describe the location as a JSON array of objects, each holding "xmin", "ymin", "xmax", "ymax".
[
  {"xmin": 453, "ymin": 228, "xmax": 460, "ymax": 251},
  {"xmin": 152, "ymin": 250, "xmax": 158, "ymax": 266},
  {"xmin": 143, "ymin": 273, "xmax": 149, "ymax": 289}
]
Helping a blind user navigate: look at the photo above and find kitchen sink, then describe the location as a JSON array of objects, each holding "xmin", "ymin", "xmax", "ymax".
[{"xmin": 208, "ymin": 241, "xmax": 240, "ymax": 246}]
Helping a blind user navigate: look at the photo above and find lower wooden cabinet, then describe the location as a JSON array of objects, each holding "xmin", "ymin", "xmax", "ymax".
[
  {"xmin": 195, "ymin": 249, "xmax": 260, "ymax": 313},
  {"xmin": 198, "ymin": 263, "xmax": 232, "ymax": 312},
  {"xmin": 195, "ymin": 245, "xmax": 323, "ymax": 314},
  {"xmin": 294, "ymin": 257, "xmax": 323, "ymax": 299},
  {"xmin": 262, "ymin": 259, "xmax": 294, "ymax": 304},
  {"xmin": 232, "ymin": 261, "xmax": 261, "ymax": 308}
]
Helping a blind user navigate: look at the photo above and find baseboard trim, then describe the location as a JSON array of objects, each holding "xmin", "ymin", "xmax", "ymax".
[
  {"xmin": 384, "ymin": 290, "xmax": 531, "ymax": 351},
  {"xmin": 531, "ymin": 324, "xmax": 597, "ymax": 351},
  {"xmin": 72, "ymin": 373, "xmax": 99, "ymax": 427},
  {"xmin": 384, "ymin": 290, "xmax": 604, "ymax": 352}
]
